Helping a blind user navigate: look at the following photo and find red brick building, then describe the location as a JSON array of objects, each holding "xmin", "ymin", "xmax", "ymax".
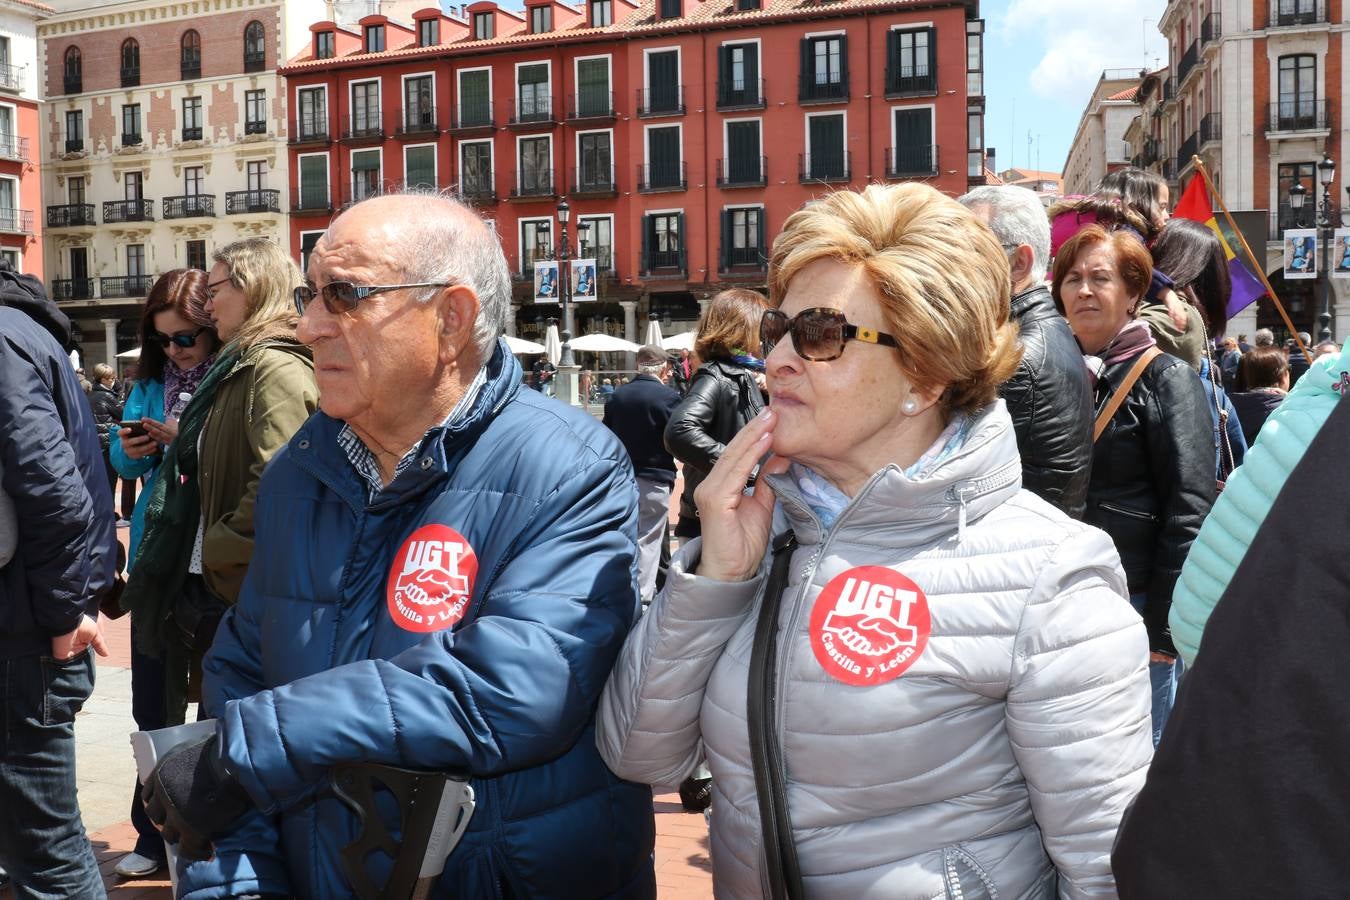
[{"xmin": 283, "ymin": 0, "xmax": 986, "ymax": 340}]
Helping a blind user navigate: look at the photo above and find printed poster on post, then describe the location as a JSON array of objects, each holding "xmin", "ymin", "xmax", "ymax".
[
  {"xmin": 1332, "ymin": 230, "xmax": 1350, "ymax": 279},
  {"xmin": 533, "ymin": 260, "xmax": 559, "ymax": 302},
  {"xmin": 571, "ymin": 259, "xmax": 598, "ymax": 301},
  {"xmin": 1283, "ymin": 229, "xmax": 1317, "ymax": 280}
]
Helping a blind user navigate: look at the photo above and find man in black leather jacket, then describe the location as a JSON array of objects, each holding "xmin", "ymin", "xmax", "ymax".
[{"xmin": 960, "ymin": 187, "xmax": 1093, "ymax": 519}]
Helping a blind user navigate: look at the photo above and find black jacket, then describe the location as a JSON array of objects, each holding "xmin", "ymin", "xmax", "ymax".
[
  {"xmin": 1112, "ymin": 394, "xmax": 1350, "ymax": 898},
  {"xmin": 1229, "ymin": 389, "xmax": 1285, "ymax": 445},
  {"xmin": 88, "ymin": 383, "xmax": 122, "ymax": 451},
  {"xmin": 1083, "ymin": 349, "xmax": 1214, "ymax": 655},
  {"xmin": 999, "ymin": 284, "xmax": 1093, "ymax": 519},
  {"xmin": 664, "ymin": 359, "xmax": 765, "ymax": 534},
  {"xmin": 0, "ymin": 306, "xmax": 116, "ymax": 657},
  {"xmin": 603, "ymin": 374, "xmax": 681, "ymax": 485}
]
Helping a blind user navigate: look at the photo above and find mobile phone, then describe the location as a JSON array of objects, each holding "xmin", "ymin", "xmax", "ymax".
[{"xmin": 119, "ymin": 420, "xmax": 149, "ymax": 438}]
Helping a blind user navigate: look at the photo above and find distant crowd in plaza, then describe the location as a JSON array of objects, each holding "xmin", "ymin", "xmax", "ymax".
[{"xmin": 2, "ymin": 169, "xmax": 1348, "ymax": 898}]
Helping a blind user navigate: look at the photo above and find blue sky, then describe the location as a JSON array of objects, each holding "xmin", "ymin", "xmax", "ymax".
[{"xmin": 981, "ymin": 0, "xmax": 1168, "ymax": 177}]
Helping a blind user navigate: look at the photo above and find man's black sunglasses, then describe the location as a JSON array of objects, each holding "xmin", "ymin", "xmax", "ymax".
[
  {"xmin": 293, "ymin": 281, "xmax": 455, "ymax": 315},
  {"xmin": 760, "ymin": 307, "xmax": 900, "ymax": 362},
  {"xmin": 150, "ymin": 327, "xmax": 209, "ymax": 349}
]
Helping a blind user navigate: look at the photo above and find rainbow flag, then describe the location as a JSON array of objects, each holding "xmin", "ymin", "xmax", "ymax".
[{"xmin": 1172, "ymin": 175, "xmax": 1269, "ymax": 318}]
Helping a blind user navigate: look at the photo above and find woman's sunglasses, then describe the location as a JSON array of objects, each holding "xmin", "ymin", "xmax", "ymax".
[
  {"xmin": 760, "ymin": 307, "xmax": 900, "ymax": 362},
  {"xmin": 293, "ymin": 281, "xmax": 455, "ymax": 315},
  {"xmin": 151, "ymin": 327, "xmax": 208, "ymax": 349}
]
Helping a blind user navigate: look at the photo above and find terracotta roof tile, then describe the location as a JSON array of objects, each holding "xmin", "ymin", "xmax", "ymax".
[
  {"xmin": 3, "ymin": 0, "xmax": 55, "ymax": 14},
  {"xmin": 1107, "ymin": 86, "xmax": 1139, "ymax": 101}
]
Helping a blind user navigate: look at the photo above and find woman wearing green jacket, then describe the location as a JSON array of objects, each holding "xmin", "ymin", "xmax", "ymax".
[{"xmin": 125, "ymin": 238, "xmax": 319, "ymax": 723}]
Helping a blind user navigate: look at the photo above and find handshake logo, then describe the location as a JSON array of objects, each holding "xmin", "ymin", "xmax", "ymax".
[
  {"xmin": 809, "ymin": 566, "xmax": 931, "ymax": 687},
  {"xmin": 387, "ymin": 525, "xmax": 479, "ymax": 633}
]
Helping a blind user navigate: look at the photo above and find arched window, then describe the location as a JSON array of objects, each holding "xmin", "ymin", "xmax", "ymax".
[
  {"xmin": 181, "ymin": 30, "xmax": 201, "ymax": 79},
  {"xmin": 120, "ymin": 38, "xmax": 140, "ymax": 87},
  {"xmin": 63, "ymin": 46, "xmax": 81, "ymax": 93},
  {"xmin": 243, "ymin": 21, "xmax": 265, "ymax": 72}
]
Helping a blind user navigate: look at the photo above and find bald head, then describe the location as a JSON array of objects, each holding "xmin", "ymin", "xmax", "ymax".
[{"xmin": 319, "ymin": 191, "xmax": 512, "ymax": 360}]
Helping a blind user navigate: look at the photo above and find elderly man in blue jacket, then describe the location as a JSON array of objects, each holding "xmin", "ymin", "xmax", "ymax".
[{"xmin": 146, "ymin": 192, "xmax": 656, "ymax": 899}]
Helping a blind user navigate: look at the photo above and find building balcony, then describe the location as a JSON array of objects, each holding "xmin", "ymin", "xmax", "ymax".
[
  {"xmin": 162, "ymin": 195, "xmax": 216, "ymax": 219},
  {"xmin": 885, "ymin": 145, "xmax": 937, "ymax": 179},
  {"xmin": 47, "ymin": 204, "xmax": 96, "ymax": 229},
  {"xmin": 1267, "ymin": 99, "xmax": 1331, "ymax": 134},
  {"xmin": 181, "ymin": 60, "xmax": 201, "ymax": 80},
  {"xmin": 244, "ymin": 51, "xmax": 265, "ymax": 74},
  {"xmin": 121, "ymin": 132, "xmax": 144, "ymax": 148},
  {"xmin": 101, "ymin": 275, "xmax": 154, "ymax": 299},
  {"xmin": 567, "ymin": 91, "xmax": 616, "ymax": 123},
  {"xmin": 1177, "ymin": 131, "xmax": 1199, "ymax": 172},
  {"xmin": 449, "ymin": 103, "xmax": 494, "ymax": 134},
  {"xmin": 120, "ymin": 66, "xmax": 139, "ymax": 88},
  {"xmin": 51, "ymin": 278, "xmax": 96, "ymax": 301},
  {"xmin": 798, "ymin": 77, "xmax": 848, "ymax": 105},
  {"xmin": 459, "ymin": 178, "xmax": 496, "ymax": 204},
  {"xmin": 181, "ymin": 126, "xmax": 203, "ymax": 142},
  {"xmin": 64, "ymin": 136, "xmax": 84, "ymax": 154},
  {"xmin": 716, "ymin": 78, "xmax": 765, "ymax": 112},
  {"xmin": 103, "ymin": 199, "xmax": 154, "ymax": 224},
  {"xmin": 0, "ymin": 62, "xmax": 24, "ymax": 93},
  {"xmin": 1162, "ymin": 77, "xmax": 1177, "ymax": 104},
  {"xmin": 0, "ymin": 133, "xmax": 30, "ymax": 163},
  {"xmin": 1176, "ymin": 40, "xmax": 1202, "ymax": 87},
  {"xmin": 885, "ymin": 66, "xmax": 937, "ymax": 99},
  {"xmin": 1142, "ymin": 136, "xmax": 1162, "ymax": 166},
  {"xmin": 1201, "ymin": 12, "xmax": 1222, "ymax": 46},
  {"xmin": 226, "ymin": 190, "xmax": 281, "ymax": 215},
  {"xmin": 508, "ymin": 96, "xmax": 556, "ymax": 128},
  {"xmin": 799, "ymin": 151, "xmax": 851, "ymax": 184},
  {"xmin": 636, "ymin": 86, "xmax": 684, "ymax": 118},
  {"xmin": 508, "ymin": 169, "xmax": 555, "ymax": 200},
  {"xmin": 341, "ymin": 114, "xmax": 384, "ymax": 143},
  {"xmin": 244, "ymin": 120, "xmax": 267, "ymax": 136},
  {"xmin": 396, "ymin": 105, "xmax": 439, "ymax": 136},
  {"xmin": 569, "ymin": 166, "xmax": 617, "ymax": 197},
  {"xmin": 1161, "ymin": 158, "xmax": 1179, "ymax": 182},
  {"xmin": 716, "ymin": 156, "xmax": 766, "ymax": 188},
  {"xmin": 636, "ymin": 162, "xmax": 687, "ymax": 193},
  {"xmin": 1269, "ymin": 1, "xmax": 1328, "ymax": 28},
  {"xmin": 0, "ymin": 208, "xmax": 33, "ymax": 234},
  {"xmin": 1200, "ymin": 112, "xmax": 1222, "ymax": 146},
  {"xmin": 722, "ymin": 245, "xmax": 765, "ymax": 272},
  {"xmin": 640, "ymin": 247, "xmax": 685, "ymax": 277},
  {"xmin": 291, "ymin": 187, "xmax": 333, "ymax": 214},
  {"xmin": 290, "ymin": 116, "xmax": 329, "ymax": 145},
  {"xmin": 63, "ymin": 74, "xmax": 81, "ymax": 95}
]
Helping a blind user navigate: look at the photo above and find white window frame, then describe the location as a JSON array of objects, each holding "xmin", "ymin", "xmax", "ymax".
[
  {"xmin": 400, "ymin": 71, "xmax": 437, "ymax": 123},
  {"xmin": 576, "ymin": 212, "xmax": 615, "ymax": 271},
  {"xmin": 298, "ymin": 229, "xmax": 325, "ymax": 275},
  {"xmin": 297, "ymin": 150, "xmax": 331, "ymax": 207},
  {"xmin": 0, "ymin": 102, "xmax": 16, "ymax": 143},
  {"xmin": 455, "ymin": 65, "xmax": 493, "ymax": 121},
  {"xmin": 514, "ymin": 59, "xmax": 553, "ymax": 111},
  {"xmin": 1, "ymin": 247, "xmax": 21, "ymax": 270},
  {"xmin": 889, "ymin": 102, "xmax": 936, "ymax": 157},
  {"xmin": 457, "ymin": 137, "xmax": 494, "ymax": 191},
  {"xmin": 518, "ymin": 214, "xmax": 553, "ymax": 275},
  {"xmin": 642, "ymin": 121, "xmax": 684, "ymax": 169},
  {"xmin": 719, "ymin": 36, "xmax": 762, "ymax": 93},
  {"xmin": 295, "ymin": 83, "xmax": 329, "ymax": 134},
  {"xmin": 515, "ymin": 132, "xmax": 554, "ymax": 193},
  {"xmin": 641, "ymin": 45, "xmax": 681, "ymax": 98},
  {"xmin": 803, "ymin": 109, "xmax": 848, "ymax": 160},
  {"xmin": 574, "ymin": 127, "xmax": 615, "ymax": 186},
  {"xmin": 573, "ymin": 53, "xmax": 613, "ymax": 98},
  {"xmin": 349, "ymin": 77, "xmax": 382, "ymax": 129},
  {"xmin": 0, "ymin": 174, "xmax": 19, "ymax": 219},
  {"xmin": 723, "ymin": 202, "xmax": 765, "ymax": 260},
  {"xmin": 349, "ymin": 146, "xmax": 383, "ymax": 199},
  {"xmin": 721, "ymin": 115, "xmax": 762, "ymax": 171},
  {"xmin": 403, "ymin": 141, "xmax": 438, "ymax": 188}
]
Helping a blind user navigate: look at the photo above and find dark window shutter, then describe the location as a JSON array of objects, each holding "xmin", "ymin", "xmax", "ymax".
[
  {"xmin": 677, "ymin": 212, "xmax": 686, "ymax": 271},
  {"xmin": 839, "ymin": 37, "xmax": 849, "ymax": 89},
  {"xmin": 746, "ymin": 45, "xmax": 759, "ymax": 94},
  {"xmin": 720, "ymin": 209, "xmax": 731, "ymax": 270},
  {"xmin": 925, "ymin": 27, "xmax": 937, "ymax": 83},
  {"xmin": 641, "ymin": 215, "xmax": 652, "ymax": 273},
  {"xmin": 885, "ymin": 30, "xmax": 899, "ymax": 91},
  {"xmin": 799, "ymin": 38, "xmax": 811, "ymax": 98},
  {"xmin": 717, "ymin": 46, "xmax": 729, "ymax": 104},
  {"xmin": 755, "ymin": 210, "xmax": 765, "ymax": 263}
]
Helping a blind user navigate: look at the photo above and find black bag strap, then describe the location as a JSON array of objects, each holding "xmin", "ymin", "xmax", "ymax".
[{"xmin": 747, "ymin": 529, "xmax": 803, "ymax": 900}]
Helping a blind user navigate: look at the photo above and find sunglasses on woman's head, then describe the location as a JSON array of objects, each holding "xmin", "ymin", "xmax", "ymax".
[
  {"xmin": 151, "ymin": 327, "xmax": 208, "ymax": 349},
  {"xmin": 760, "ymin": 307, "xmax": 900, "ymax": 362},
  {"xmin": 293, "ymin": 280, "xmax": 456, "ymax": 315}
]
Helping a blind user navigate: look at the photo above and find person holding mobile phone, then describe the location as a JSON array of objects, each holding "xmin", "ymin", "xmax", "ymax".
[{"xmin": 108, "ymin": 268, "xmax": 218, "ymax": 880}]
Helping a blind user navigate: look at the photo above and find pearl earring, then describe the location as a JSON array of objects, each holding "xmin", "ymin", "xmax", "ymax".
[{"xmin": 902, "ymin": 397, "xmax": 919, "ymax": 415}]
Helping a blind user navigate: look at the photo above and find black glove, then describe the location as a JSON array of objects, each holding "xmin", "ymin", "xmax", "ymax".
[{"xmin": 142, "ymin": 734, "xmax": 253, "ymax": 860}]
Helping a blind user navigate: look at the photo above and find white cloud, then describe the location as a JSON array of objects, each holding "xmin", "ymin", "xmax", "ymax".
[{"xmin": 996, "ymin": 0, "xmax": 1168, "ymax": 106}]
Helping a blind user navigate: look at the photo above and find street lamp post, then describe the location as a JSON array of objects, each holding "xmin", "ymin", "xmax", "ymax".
[
  {"xmin": 549, "ymin": 198, "xmax": 592, "ymax": 405},
  {"xmin": 1288, "ymin": 153, "xmax": 1337, "ymax": 343}
]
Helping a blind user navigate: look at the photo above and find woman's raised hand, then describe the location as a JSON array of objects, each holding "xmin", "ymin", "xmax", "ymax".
[
  {"xmin": 142, "ymin": 417, "xmax": 178, "ymax": 446},
  {"xmin": 693, "ymin": 408, "xmax": 791, "ymax": 582}
]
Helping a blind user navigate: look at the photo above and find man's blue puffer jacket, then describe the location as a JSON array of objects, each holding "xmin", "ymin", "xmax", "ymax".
[
  {"xmin": 180, "ymin": 342, "xmax": 656, "ymax": 899},
  {"xmin": 1170, "ymin": 346, "xmax": 1348, "ymax": 666}
]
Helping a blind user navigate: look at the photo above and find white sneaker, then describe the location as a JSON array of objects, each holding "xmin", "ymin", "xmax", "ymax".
[{"xmin": 114, "ymin": 851, "xmax": 162, "ymax": 878}]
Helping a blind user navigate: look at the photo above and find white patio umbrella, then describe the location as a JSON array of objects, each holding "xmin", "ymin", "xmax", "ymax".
[
  {"xmin": 69, "ymin": 349, "xmax": 81, "ymax": 370},
  {"xmin": 503, "ymin": 335, "xmax": 546, "ymax": 355},
  {"xmin": 567, "ymin": 333, "xmax": 642, "ymax": 353},
  {"xmin": 643, "ymin": 317, "xmax": 663, "ymax": 349},
  {"xmin": 661, "ymin": 331, "xmax": 696, "ymax": 351},
  {"xmin": 116, "ymin": 346, "xmax": 142, "ymax": 360},
  {"xmin": 543, "ymin": 323, "xmax": 562, "ymax": 365}
]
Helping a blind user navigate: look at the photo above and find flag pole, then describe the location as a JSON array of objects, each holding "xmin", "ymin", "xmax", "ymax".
[{"xmin": 1192, "ymin": 156, "xmax": 1313, "ymax": 364}]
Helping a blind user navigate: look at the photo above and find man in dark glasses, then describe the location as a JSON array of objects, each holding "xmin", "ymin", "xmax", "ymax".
[
  {"xmin": 157, "ymin": 191, "xmax": 656, "ymax": 900},
  {"xmin": 959, "ymin": 186, "xmax": 1093, "ymax": 520}
]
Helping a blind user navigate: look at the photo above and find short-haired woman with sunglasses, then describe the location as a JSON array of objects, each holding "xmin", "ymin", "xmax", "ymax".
[
  {"xmin": 108, "ymin": 267, "xmax": 218, "ymax": 879},
  {"xmin": 599, "ymin": 183, "xmax": 1153, "ymax": 898},
  {"xmin": 125, "ymin": 239, "xmax": 318, "ymax": 727}
]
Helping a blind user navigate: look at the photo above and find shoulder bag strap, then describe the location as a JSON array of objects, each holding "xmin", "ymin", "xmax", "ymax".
[
  {"xmin": 747, "ymin": 529, "xmax": 803, "ymax": 900},
  {"xmin": 1093, "ymin": 347, "xmax": 1163, "ymax": 443}
]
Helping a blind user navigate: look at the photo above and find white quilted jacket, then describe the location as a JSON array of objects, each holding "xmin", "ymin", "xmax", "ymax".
[{"xmin": 597, "ymin": 401, "xmax": 1153, "ymax": 899}]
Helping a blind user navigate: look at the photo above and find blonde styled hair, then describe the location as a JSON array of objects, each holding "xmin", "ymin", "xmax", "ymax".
[
  {"xmin": 92, "ymin": 362, "xmax": 115, "ymax": 384},
  {"xmin": 768, "ymin": 183, "xmax": 1020, "ymax": 415},
  {"xmin": 212, "ymin": 238, "xmax": 303, "ymax": 351}
]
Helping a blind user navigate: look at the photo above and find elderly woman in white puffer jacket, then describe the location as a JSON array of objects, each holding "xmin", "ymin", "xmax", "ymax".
[{"xmin": 597, "ymin": 183, "xmax": 1154, "ymax": 899}]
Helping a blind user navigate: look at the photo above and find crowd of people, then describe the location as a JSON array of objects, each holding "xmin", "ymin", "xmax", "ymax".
[{"xmin": 1, "ymin": 172, "xmax": 1347, "ymax": 898}]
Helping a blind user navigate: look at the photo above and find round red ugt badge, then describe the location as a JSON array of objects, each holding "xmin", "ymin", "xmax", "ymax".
[
  {"xmin": 386, "ymin": 524, "xmax": 479, "ymax": 633},
  {"xmin": 809, "ymin": 566, "xmax": 931, "ymax": 687}
]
